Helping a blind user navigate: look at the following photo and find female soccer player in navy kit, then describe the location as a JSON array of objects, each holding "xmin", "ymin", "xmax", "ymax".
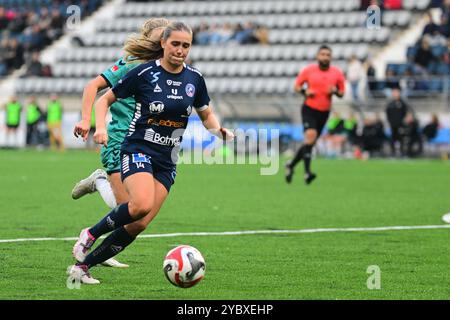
[
  {"xmin": 71, "ymin": 18, "xmax": 170, "ymax": 268},
  {"xmin": 68, "ymin": 21, "xmax": 234, "ymax": 284}
]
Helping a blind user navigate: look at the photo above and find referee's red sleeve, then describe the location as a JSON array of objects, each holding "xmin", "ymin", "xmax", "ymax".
[{"xmin": 295, "ymin": 68, "xmax": 307, "ymax": 87}]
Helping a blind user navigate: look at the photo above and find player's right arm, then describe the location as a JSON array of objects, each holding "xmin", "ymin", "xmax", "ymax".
[
  {"xmin": 93, "ymin": 89, "xmax": 116, "ymax": 147},
  {"xmin": 73, "ymin": 75, "xmax": 109, "ymax": 141},
  {"xmin": 294, "ymin": 67, "xmax": 314, "ymax": 97}
]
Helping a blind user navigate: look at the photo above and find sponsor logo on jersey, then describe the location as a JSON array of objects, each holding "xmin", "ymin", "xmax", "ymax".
[
  {"xmin": 151, "ymin": 71, "xmax": 161, "ymax": 83},
  {"xmin": 111, "ymin": 65, "xmax": 119, "ymax": 72},
  {"xmin": 167, "ymin": 94, "xmax": 183, "ymax": 100},
  {"xmin": 144, "ymin": 129, "xmax": 181, "ymax": 147},
  {"xmin": 148, "ymin": 101, "xmax": 164, "ymax": 114},
  {"xmin": 154, "ymin": 83, "xmax": 162, "ymax": 92},
  {"xmin": 167, "ymin": 80, "xmax": 182, "ymax": 86},
  {"xmin": 147, "ymin": 118, "xmax": 184, "ymax": 128},
  {"xmin": 185, "ymin": 83, "xmax": 195, "ymax": 97}
]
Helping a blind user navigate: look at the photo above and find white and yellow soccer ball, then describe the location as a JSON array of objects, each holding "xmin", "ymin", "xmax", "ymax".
[{"xmin": 163, "ymin": 245, "xmax": 206, "ymax": 288}]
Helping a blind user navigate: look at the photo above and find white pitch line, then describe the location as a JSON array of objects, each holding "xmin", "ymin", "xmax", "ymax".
[{"xmin": 0, "ymin": 224, "xmax": 449, "ymax": 244}]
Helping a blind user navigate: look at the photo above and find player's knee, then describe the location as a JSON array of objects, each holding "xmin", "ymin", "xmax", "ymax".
[
  {"xmin": 305, "ymin": 133, "xmax": 317, "ymax": 144},
  {"xmin": 128, "ymin": 200, "xmax": 153, "ymax": 219}
]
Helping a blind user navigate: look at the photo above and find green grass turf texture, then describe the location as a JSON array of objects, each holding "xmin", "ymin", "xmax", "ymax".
[{"xmin": 0, "ymin": 149, "xmax": 449, "ymax": 299}]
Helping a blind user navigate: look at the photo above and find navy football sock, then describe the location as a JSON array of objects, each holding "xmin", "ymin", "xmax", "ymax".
[
  {"xmin": 89, "ymin": 203, "xmax": 134, "ymax": 239},
  {"xmin": 81, "ymin": 227, "xmax": 136, "ymax": 268}
]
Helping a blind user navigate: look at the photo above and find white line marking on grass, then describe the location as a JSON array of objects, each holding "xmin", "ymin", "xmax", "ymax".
[{"xmin": 0, "ymin": 224, "xmax": 449, "ymax": 244}]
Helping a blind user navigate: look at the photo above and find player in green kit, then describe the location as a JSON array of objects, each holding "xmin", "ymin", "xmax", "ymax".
[{"xmin": 71, "ymin": 18, "xmax": 169, "ymax": 268}]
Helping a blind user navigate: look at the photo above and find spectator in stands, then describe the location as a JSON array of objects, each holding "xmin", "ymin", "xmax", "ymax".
[
  {"xmin": 47, "ymin": 94, "xmax": 64, "ymax": 151},
  {"xmin": 422, "ymin": 12, "xmax": 440, "ymax": 36},
  {"xmin": 361, "ymin": 115, "xmax": 385, "ymax": 156},
  {"xmin": 25, "ymin": 96, "xmax": 42, "ymax": 146},
  {"xmin": 365, "ymin": 59, "xmax": 377, "ymax": 97},
  {"xmin": 0, "ymin": 58, "xmax": 6, "ymax": 76},
  {"xmin": 385, "ymin": 88, "xmax": 410, "ymax": 156},
  {"xmin": 193, "ymin": 23, "xmax": 211, "ymax": 45},
  {"xmin": 422, "ymin": 113, "xmax": 440, "ymax": 141},
  {"xmin": 3, "ymin": 38, "xmax": 24, "ymax": 72},
  {"xmin": 253, "ymin": 23, "xmax": 269, "ymax": 45},
  {"xmin": 7, "ymin": 11, "xmax": 27, "ymax": 34},
  {"xmin": 347, "ymin": 55, "xmax": 365, "ymax": 104},
  {"xmin": 211, "ymin": 23, "xmax": 234, "ymax": 45},
  {"xmin": 4, "ymin": 96, "xmax": 22, "ymax": 148},
  {"xmin": 0, "ymin": 7, "xmax": 9, "ymax": 30},
  {"xmin": 0, "ymin": 1, "xmax": 104, "ymax": 78},
  {"xmin": 48, "ymin": 9, "xmax": 64, "ymax": 41},
  {"xmin": 413, "ymin": 37, "xmax": 437, "ymax": 74},
  {"xmin": 440, "ymin": 0, "xmax": 450, "ymax": 37},
  {"xmin": 360, "ymin": 0, "xmax": 385, "ymax": 10},
  {"xmin": 384, "ymin": 0, "xmax": 402, "ymax": 10},
  {"xmin": 399, "ymin": 112, "xmax": 422, "ymax": 157},
  {"xmin": 24, "ymin": 52, "xmax": 44, "ymax": 77},
  {"xmin": 233, "ymin": 22, "xmax": 259, "ymax": 44},
  {"xmin": 384, "ymin": 69, "xmax": 400, "ymax": 98}
]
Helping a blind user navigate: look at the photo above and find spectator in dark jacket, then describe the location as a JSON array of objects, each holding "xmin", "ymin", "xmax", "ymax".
[
  {"xmin": 414, "ymin": 37, "xmax": 437, "ymax": 73},
  {"xmin": 399, "ymin": 112, "xmax": 423, "ymax": 157},
  {"xmin": 422, "ymin": 113, "xmax": 440, "ymax": 141},
  {"xmin": 385, "ymin": 88, "xmax": 410, "ymax": 156}
]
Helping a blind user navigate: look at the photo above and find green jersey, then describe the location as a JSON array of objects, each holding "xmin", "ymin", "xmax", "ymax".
[
  {"xmin": 101, "ymin": 57, "xmax": 139, "ymax": 142},
  {"xmin": 47, "ymin": 100, "xmax": 62, "ymax": 124},
  {"xmin": 26, "ymin": 103, "xmax": 41, "ymax": 125},
  {"xmin": 6, "ymin": 102, "xmax": 22, "ymax": 126}
]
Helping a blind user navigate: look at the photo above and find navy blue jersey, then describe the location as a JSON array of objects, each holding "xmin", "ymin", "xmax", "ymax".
[{"xmin": 112, "ymin": 60, "xmax": 210, "ymax": 169}]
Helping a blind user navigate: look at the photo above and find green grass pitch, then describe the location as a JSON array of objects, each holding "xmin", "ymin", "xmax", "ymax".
[{"xmin": 0, "ymin": 149, "xmax": 449, "ymax": 299}]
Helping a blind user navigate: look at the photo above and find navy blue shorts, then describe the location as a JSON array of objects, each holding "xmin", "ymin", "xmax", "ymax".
[{"xmin": 120, "ymin": 152, "xmax": 177, "ymax": 192}]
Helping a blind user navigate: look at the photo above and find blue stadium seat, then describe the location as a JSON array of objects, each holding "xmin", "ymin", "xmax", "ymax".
[
  {"xmin": 406, "ymin": 46, "xmax": 418, "ymax": 59},
  {"xmin": 429, "ymin": 128, "xmax": 450, "ymax": 145}
]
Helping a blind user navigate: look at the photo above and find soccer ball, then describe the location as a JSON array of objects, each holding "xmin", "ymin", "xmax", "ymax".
[{"xmin": 163, "ymin": 245, "xmax": 206, "ymax": 288}]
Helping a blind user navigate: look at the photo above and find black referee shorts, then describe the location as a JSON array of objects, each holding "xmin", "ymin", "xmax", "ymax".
[{"xmin": 301, "ymin": 104, "xmax": 330, "ymax": 136}]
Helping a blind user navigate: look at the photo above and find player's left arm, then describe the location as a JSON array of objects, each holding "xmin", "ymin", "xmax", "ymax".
[
  {"xmin": 332, "ymin": 70, "xmax": 346, "ymax": 98},
  {"xmin": 197, "ymin": 106, "xmax": 234, "ymax": 141}
]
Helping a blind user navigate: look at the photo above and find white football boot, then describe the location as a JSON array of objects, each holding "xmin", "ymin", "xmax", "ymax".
[
  {"xmin": 67, "ymin": 264, "xmax": 100, "ymax": 285},
  {"xmin": 71, "ymin": 169, "xmax": 107, "ymax": 199},
  {"xmin": 100, "ymin": 258, "xmax": 129, "ymax": 268},
  {"xmin": 72, "ymin": 228, "xmax": 96, "ymax": 263}
]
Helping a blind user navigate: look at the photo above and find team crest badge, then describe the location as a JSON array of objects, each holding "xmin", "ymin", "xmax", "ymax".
[{"xmin": 185, "ymin": 83, "xmax": 195, "ymax": 97}]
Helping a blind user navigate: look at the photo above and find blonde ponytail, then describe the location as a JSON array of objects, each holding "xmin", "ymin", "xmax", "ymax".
[{"xmin": 123, "ymin": 18, "xmax": 170, "ymax": 63}]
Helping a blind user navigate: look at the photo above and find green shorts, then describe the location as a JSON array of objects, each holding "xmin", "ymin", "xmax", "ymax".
[{"xmin": 100, "ymin": 137, "xmax": 122, "ymax": 174}]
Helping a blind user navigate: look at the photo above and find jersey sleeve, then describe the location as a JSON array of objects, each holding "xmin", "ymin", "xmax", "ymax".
[
  {"xmin": 101, "ymin": 58, "xmax": 137, "ymax": 88},
  {"xmin": 294, "ymin": 67, "xmax": 308, "ymax": 88},
  {"xmin": 193, "ymin": 75, "xmax": 210, "ymax": 112},
  {"xmin": 111, "ymin": 64, "xmax": 142, "ymax": 99}
]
